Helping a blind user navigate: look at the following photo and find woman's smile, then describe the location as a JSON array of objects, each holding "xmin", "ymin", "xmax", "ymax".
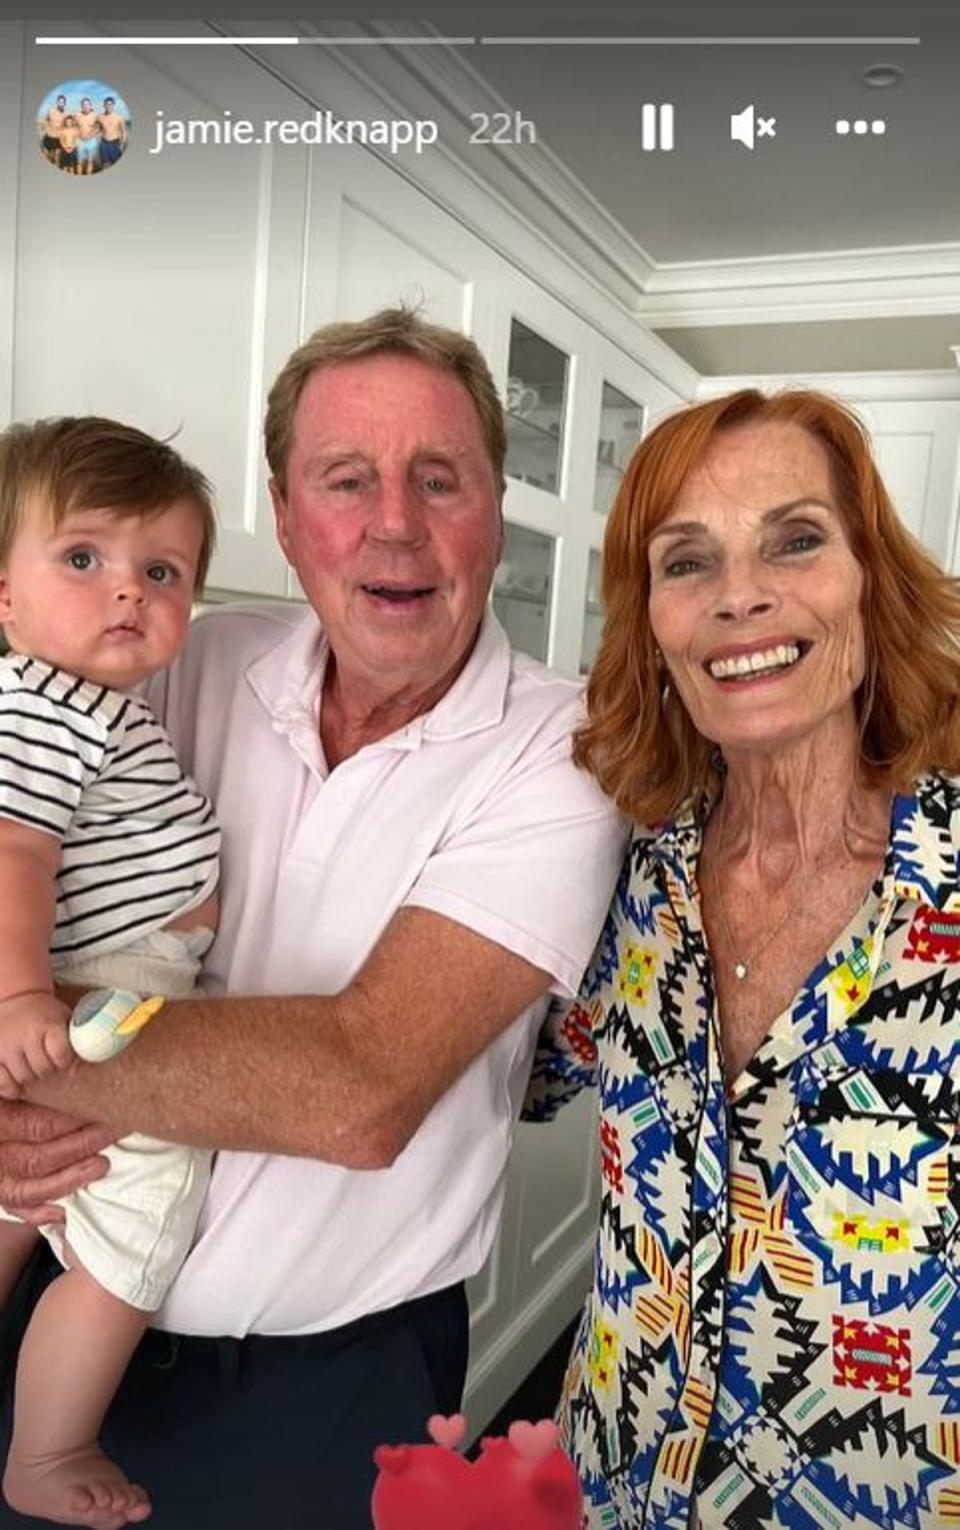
[
  {"xmin": 703, "ymin": 637, "xmax": 811, "ymax": 685},
  {"xmin": 649, "ymin": 420, "xmax": 865, "ymax": 754}
]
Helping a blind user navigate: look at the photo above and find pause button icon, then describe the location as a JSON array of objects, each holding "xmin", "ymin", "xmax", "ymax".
[{"xmin": 641, "ymin": 102, "xmax": 675, "ymax": 151}]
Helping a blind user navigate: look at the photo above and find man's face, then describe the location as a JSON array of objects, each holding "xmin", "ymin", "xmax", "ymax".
[
  {"xmin": 104, "ymin": 99, "xmax": 114, "ymax": 111},
  {"xmin": 81, "ymin": 98, "xmax": 91, "ymax": 111},
  {"xmin": 56, "ymin": 96, "xmax": 65, "ymax": 109},
  {"xmin": 270, "ymin": 354, "xmax": 503, "ymax": 703}
]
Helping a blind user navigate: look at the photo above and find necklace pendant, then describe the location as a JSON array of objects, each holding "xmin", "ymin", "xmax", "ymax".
[{"xmin": 734, "ymin": 960, "xmax": 748, "ymax": 980}]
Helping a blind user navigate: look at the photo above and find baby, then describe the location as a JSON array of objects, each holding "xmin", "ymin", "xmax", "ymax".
[{"xmin": 0, "ymin": 417, "xmax": 221, "ymax": 1529}]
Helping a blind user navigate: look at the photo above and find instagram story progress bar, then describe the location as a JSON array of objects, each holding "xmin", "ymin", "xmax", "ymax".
[
  {"xmin": 642, "ymin": 103, "xmax": 674, "ymax": 151},
  {"xmin": 34, "ymin": 34, "xmax": 475, "ymax": 47}
]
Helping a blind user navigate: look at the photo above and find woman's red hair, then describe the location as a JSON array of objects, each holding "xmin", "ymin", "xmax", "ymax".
[{"xmin": 574, "ymin": 388, "xmax": 960, "ymax": 823}]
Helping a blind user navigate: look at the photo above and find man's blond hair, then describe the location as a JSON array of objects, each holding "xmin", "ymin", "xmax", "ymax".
[{"xmin": 265, "ymin": 307, "xmax": 507, "ymax": 496}]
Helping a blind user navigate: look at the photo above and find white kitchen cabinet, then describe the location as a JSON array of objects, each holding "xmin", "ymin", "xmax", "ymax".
[
  {"xmin": 581, "ymin": 548, "xmax": 604, "ymax": 675},
  {"xmin": 504, "ymin": 318, "xmax": 571, "ymax": 497},
  {"xmin": 301, "ymin": 139, "xmax": 500, "ymax": 351},
  {"xmin": 493, "ymin": 524, "xmax": 555, "ymax": 663},
  {"xmin": 491, "ymin": 266, "xmax": 685, "ymax": 682},
  {"xmin": 594, "ymin": 381, "xmax": 645, "ymax": 519},
  {"xmin": 466, "ymin": 1094, "xmax": 601, "ymax": 1434}
]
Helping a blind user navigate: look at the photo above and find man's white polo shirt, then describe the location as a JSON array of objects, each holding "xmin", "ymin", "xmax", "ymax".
[{"xmin": 147, "ymin": 604, "xmax": 626, "ymax": 1337}]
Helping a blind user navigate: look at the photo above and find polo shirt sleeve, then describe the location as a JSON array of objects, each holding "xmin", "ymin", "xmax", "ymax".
[{"xmin": 403, "ymin": 721, "xmax": 628, "ymax": 998}]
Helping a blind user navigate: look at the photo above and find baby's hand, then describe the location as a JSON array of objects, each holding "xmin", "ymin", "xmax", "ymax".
[{"xmin": 0, "ymin": 992, "xmax": 73, "ymax": 1099}]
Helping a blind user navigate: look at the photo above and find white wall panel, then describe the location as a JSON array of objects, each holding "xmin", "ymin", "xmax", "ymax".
[
  {"xmin": 304, "ymin": 146, "xmax": 498, "ymax": 345},
  {"xmin": 339, "ymin": 200, "xmax": 470, "ymax": 331},
  {"xmin": 12, "ymin": 27, "xmax": 310, "ymax": 595},
  {"xmin": 0, "ymin": 24, "xmax": 24, "ymax": 425}
]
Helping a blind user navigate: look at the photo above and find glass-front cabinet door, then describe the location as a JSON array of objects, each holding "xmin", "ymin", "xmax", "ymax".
[
  {"xmin": 504, "ymin": 320, "xmax": 569, "ymax": 498},
  {"xmin": 594, "ymin": 382, "xmax": 645, "ymax": 516},
  {"xmin": 580, "ymin": 548, "xmax": 603, "ymax": 674},
  {"xmin": 492, "ymin": 523, "xmax": 555, "ymax": 663}
]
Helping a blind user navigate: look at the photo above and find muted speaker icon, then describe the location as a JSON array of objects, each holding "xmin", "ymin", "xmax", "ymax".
[{"xmin": 730, "ymin": 103, "xmax": 777, "ymax": 150}]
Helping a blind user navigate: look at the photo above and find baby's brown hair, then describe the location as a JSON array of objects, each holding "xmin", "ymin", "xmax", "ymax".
[{"xmin": 0, "ymin": 417, "xmax": 216, "ymax": 590}]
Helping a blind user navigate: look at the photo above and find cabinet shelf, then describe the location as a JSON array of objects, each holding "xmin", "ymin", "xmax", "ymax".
[
  {"xmin": 506, "ymin": 409, "xmax": 562, "ymax": 494},
  {"xmin": 494, "ymin": 585, "xmax": 549, "ymax": 609},
  {"xmin": 507, "ymin": 409, "xmax": 561, "ymax": 445}
]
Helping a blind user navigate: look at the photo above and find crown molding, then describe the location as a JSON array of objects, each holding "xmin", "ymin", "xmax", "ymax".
[
  {"xmin": 642, "ymin": 244, "xmax": 960, "ymax": 327},
  {"xmin": 696, "ymin": 368, "xmax": 960, "ymax": 401}
]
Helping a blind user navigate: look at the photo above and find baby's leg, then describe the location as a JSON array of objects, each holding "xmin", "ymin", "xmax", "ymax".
[
  {"xmin": 0, "ymin": 1219, "xmax": 40, "ymax": 1309},
  {"xmin": 3, "ymin": 1261, "xmax": 152, "ymax": 1529}
]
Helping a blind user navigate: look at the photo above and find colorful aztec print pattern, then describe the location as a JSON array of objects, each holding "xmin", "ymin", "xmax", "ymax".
[{"xmin": 525, "ymin": 774, "xmax": 960, "ymax": 1529}]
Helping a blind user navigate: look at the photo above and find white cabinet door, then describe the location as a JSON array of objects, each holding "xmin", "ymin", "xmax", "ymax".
[
  {"xmin": 494, "ymin": 265, "xmax": 686, "ymax": 679},
  {"xmin": 465, "ymin": 1097, "xmax": 599, "ymax": 1433},
  {"xmin": 8, "ymin": 25, "xmax": 309, "ymax": 596},
  {"xmin": 302, "ymin": 144, "xmax": 500, "ymax": 353},
  {"xmin": 856, "ymin": 400, "xmax": 960, "ymax": 569}
]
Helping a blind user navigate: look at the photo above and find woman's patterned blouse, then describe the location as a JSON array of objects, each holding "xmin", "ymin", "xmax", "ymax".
[{"xmin": 526, "ymin": 774, "xmax": 960, "ymax": 1529}]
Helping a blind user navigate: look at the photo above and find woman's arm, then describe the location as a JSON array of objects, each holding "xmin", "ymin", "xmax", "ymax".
[{"xmin": 521, "ymin": 995, "xmax": 599, "ymax": 1123}]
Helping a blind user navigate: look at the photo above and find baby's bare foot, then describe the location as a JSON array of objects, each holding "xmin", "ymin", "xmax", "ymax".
[{"xmin": 3, "ymin": 1445, "xmax": 151, "ymax": 1529}]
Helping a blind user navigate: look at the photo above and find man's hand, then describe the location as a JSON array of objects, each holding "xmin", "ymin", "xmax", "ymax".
[
  {"xmin": 0, "ymin": 992, "xmax": 73, "ymax": 1099},
  {"xmin": 0, "ymin": 1099, "xmax": 113, "ymax": 1225}
]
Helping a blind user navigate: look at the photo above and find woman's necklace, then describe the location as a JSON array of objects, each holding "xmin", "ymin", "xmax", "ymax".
[{"xmin": 711, "ymin": 789, "xmax": 829, "ymax": 981}]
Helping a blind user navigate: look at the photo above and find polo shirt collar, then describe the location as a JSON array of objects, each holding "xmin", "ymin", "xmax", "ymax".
[{"xmin": 244, "ymin": 606, "xmax": 512, "ymax": 751}]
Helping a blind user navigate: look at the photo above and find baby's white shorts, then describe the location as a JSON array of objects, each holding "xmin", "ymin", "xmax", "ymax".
[{"xmin": 0, "ymin": 926, "xmax": 214, "ymax": 1312}]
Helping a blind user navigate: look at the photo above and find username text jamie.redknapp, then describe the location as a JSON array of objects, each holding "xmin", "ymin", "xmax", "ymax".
[{"xmin": 149, "ymin": 108, "xmax": 439, "ymax": 156}]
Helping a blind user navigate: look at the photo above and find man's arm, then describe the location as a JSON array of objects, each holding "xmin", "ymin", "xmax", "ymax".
[
  {"xmin": 0, "ymin": 1100, "xmax": 112, "ymax": 1220},
  {"xmin": 36, "ymin": 907, "xmax": 552, "ymax": 1168}
]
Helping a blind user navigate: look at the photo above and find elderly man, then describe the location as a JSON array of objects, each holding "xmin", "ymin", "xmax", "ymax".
[{"xmin": 0, "ymin": 309, "xmax": 625, "ymax": 1529}]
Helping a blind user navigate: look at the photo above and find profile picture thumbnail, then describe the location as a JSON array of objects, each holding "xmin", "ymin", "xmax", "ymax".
[{"xmin": 37, "ymin": 80, "xmax": 131, "ymax": 176}]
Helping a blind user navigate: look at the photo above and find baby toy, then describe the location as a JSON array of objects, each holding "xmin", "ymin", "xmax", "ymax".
[{"xmin": 69, "ymin": 988, "xmax": 166, "ymax": 1062}]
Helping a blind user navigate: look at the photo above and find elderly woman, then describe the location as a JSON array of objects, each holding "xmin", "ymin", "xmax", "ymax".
[{"xmin": 528, "ymin": 389, "xmax": 960, "ymax": 1529}]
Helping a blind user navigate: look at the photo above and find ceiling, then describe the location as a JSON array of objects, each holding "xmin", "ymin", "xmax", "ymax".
[
  {"xmin": 437, "ymin": 0, "xmax": 960, "ymax": 373},
  {"xmin": 656, "ymin": 316, "xmax": 960, "ymax": 377},
  {"xmin": 457, "ymin": 1, "xmax": 960, "ymax": 263}
]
